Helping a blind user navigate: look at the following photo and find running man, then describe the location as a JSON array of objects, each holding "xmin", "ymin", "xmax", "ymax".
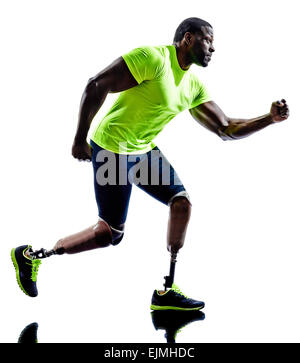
[{"xmin": 11, "ymin": 18, "xmax": 289, "ymax": 311}]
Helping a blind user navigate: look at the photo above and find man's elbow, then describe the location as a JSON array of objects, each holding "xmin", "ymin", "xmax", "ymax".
[
  {"xmin": 85, "ymin": 77, "xmax": 98, "ymax": 95},
  {"xmin": 217, "ymin": 126, "xmax": 236, "ymax": 141},
  {"xmin": 86, "ymin": 75, "xmax": 105, "ymax": 90},
  {"xmin": 215, "ymin": 115, "xmax": 237, "ymax": 141},
  {"xmin": 85, "ymin": 76, "xmax": 110, "ymax": 98}
]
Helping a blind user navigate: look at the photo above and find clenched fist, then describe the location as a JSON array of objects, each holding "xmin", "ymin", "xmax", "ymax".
[
  {"xmin": 72, "ymin": 140, "xmax": 92, "ymax": 161},
  {"xmin": 270, "ymin": 99, "xmax": 290, "ymax": 122}
]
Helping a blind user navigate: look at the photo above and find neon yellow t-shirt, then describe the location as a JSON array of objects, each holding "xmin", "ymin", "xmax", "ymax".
[{"xmin": 91, "ymin": 45, "xmax": 211, "ymax": 154}]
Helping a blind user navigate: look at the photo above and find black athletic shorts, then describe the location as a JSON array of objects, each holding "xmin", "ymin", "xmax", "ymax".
[{"xmin": 90, "ymin": 140, "xmax": 189, "ymax": 228}]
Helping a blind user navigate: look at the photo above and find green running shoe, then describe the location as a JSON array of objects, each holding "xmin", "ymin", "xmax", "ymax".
[
  {"xmin": 11, "ymin": 245, "xmax": 41, "ymax": 297},
  {"xmin": 150, "ymin": 284, "xmax": 205, "ymax": 311}
]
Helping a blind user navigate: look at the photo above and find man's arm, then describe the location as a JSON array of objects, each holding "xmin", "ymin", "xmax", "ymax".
[
  {"xmin": 189, "ymin": 100, "xmax": 289, "ymax": 140},
  {"xmin": 72, "ymin": 57, "xmax": 138, "ymax": 161}
]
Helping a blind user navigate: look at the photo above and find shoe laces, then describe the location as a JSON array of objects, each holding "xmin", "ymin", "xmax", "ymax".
[
  {"xmin": 27, "ymin": 259, "xmax": 41, "ymax": 282},
  {"xmin": 171, "ymin": 284, "xmax": 189, "ymax": 298}
]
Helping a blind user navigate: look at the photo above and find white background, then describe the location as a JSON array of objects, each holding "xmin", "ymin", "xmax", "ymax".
[{"xmin": 1, "ymin": 0, "xmax": 299, "ymax": 343}]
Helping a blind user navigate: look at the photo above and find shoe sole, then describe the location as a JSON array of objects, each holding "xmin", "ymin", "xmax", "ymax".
[
  {"xmin": 150, "ymin": 304, "xmax": 204, "ymax": 311},
  {"xmin": 11, "ymin": 248, "xmax": 30, "ymax": 297}
]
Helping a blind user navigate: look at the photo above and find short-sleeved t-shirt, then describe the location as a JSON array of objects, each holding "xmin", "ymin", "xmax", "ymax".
[{"xmin": 91, "ymin": 45, "xmax": 211, "ymax": 154}]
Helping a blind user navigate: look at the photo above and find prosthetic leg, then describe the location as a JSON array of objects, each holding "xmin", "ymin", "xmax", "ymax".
[
  {"xmin": 164, "ymin": 195, "xmax": 191, "ymax": 290},
  {"xmin": 29, "ymin": 248, "xmax": 60, "ymax": 259},
  {"xmin": 27, "ymin": 220, "xmax": 115, "ymax": 259},
  {"xmin": 164, "ymin": 252, "xmax": 177, "ymax": 291}
]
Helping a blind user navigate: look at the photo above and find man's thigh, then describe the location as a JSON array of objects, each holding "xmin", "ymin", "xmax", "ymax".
[
  {"xmin": 91, "ymin": 140, "xmax": 133, "ymax": 227},
  {"xmin": 132, "ymin": 146, "xmax": 190, "ymax": 206}
]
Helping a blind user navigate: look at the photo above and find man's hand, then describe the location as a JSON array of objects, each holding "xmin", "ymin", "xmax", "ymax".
[
  {"xmin": 270, "ymin": 99, "xmax": 290, "ymax": 122},
  {"xmin": 72, "ymin": 140, "xmax": 92, "ymax": 162}
]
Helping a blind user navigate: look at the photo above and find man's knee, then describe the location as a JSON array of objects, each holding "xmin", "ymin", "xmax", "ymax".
[
  {"xmin": 168, "ymin": 191, "xmax": 192, "ymax": 216},
  {"xmin": 92, "ymin": 220, "xmax": 113, "ymax": 247},
  {"xmin": 97, "ymin": 217, "xmax": 125, "ymax": 246},
  {"xmin": 109, "ymin": 224, "xmax": 125, "ymax": 246},
  {"xmin": 171, "ymin": 197, "xmax": 191, "ymax": 215}
]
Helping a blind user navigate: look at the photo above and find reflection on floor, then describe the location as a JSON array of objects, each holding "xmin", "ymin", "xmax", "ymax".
[
  {"xmin": 18, "ymin": 311, "xmax": 205, "ymax": 343},
  {"xmin": 151, "ymin": 310, "xmax": 205, "ymax": 343},
  {"xmin": 18, "ymin": 322, "xmax": 38, "ymax": 343}
]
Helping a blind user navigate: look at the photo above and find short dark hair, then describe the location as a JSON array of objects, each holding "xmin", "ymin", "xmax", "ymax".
[{"xmin": 173, "ymin": 17, "xmax": 212, "ymax": 43}]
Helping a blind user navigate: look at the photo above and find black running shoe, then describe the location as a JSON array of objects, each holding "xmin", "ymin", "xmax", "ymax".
[
  {"xmin": 150, "ymin": 284, "xmax": 205, "ymax": 311},
  {"xmin": 11, "ymin": 245, "xmax": 41, "ymax": 297},
  {"xmin": 18, "ymin": 322, "xmax": 39, "ymax": 343},
  {"xmin": 151, "ymin": 310, "xmax": 205, "ymax": 343}
]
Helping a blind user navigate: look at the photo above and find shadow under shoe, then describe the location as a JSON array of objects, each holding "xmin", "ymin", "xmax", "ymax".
[
  {"xmin": 18, "ymin": 322, "xmax": 39, "ymax": 343},
  {"xmin": 151, "ymin": 310, "xmax": 205, "ymax": 343}
]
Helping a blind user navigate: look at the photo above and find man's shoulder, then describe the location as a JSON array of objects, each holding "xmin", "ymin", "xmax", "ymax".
[
  {"xmin": 127, "ymin": 45, "xmax": 169, "ymax": 73},
  {"xmin": 132, "ymin": 44, "xmax": 169, "ymax": 60}
]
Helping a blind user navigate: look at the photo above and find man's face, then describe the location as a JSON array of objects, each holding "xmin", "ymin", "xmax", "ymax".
[{"xmin": 190, "ymin": 25, "xmax": 215, "ymax": 67}]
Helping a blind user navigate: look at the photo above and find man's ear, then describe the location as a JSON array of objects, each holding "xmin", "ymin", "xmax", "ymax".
[{"xmin": 184, "ymin": 32, "xmax": 193, "ymax": 46}]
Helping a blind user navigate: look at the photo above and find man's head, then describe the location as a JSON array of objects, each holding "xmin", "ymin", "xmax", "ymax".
[{"xmin": 173, "ymin": 17, "xmax": 215, "ymax": 67}]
